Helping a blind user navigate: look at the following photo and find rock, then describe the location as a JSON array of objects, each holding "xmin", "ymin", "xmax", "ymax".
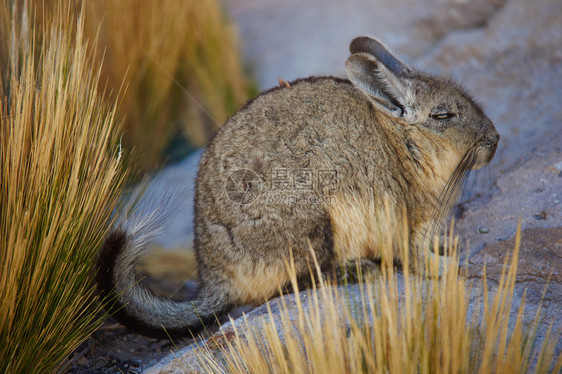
[
  {"xmin": 145, "ymin": 283, "xmax": 398, "ymax": 374},
  {"xmin": 416, "ymin": 0, "xmax": 562, "ymax": 185},
  {"xmin": 147, "ymin": 228, "xmax": 562, "ymax": 372},
  {"xmin": 467, "ymin": 227, "xmax": 562, "ymax": 356},
  {"xmin": 224, "ymin": 0, "xmax": 507, "ymax": 89},
  {"xmin": 76, "ymin": 355, "xmax": 89, "ymax": 366},
  {"xmin": 455, "ymin": 144, "xmax": 562, "ymax": 256}
]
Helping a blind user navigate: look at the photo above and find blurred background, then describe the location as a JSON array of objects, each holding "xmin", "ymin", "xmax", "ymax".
[{"xmin": 1, "ymin": 0, "xmax": 255, "ymax": 173}]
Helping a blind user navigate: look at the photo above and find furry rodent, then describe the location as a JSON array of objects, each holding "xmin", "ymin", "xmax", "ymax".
[{"xmin": 97, "ymin": 36, "xmax": 499, "ymax": 338}]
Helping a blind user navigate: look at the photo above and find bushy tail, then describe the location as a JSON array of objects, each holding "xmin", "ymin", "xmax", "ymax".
[{"xmin": 96, "ymin": 213, "xmax": 229, "ymax": 339}]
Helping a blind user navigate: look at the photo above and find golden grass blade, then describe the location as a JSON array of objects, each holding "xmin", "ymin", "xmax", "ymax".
[
  {"xmin": 0, "ymin": 2, "xmax": 124, "ymax": 372},
  {"xmin": 82, "ymin": 0, "xmax": 251, "ymax": 172},
  {"xmin": 196, "ymin": 222, "xmax": 559, "ymax": 374},
  {"xmin": 22, "ymin": 0, "xmax": 251, "ymax": 173}
]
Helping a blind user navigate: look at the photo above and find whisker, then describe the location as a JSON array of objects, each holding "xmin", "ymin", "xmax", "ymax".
[
  {"xmin": 461, "ymin": 169, "xmax": 479, "ymax": 202},
  {"xmin": 422, "ymin": 149, "xmax": 476, "ymax": 249}
]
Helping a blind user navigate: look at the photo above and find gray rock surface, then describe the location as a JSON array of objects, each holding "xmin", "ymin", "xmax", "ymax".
[
  {"xmin": 142, "ymin": 0, "xmax": 561, "ymax": 371},
  {"xmin": 144, "ymin": 285, "xmax": 380, "ymax": 374},
  {"xmin": 224, "ymin": 0, "xmax": 507, "ymax": 88}
]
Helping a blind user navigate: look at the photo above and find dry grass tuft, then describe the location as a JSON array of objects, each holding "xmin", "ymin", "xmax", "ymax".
[
  {"xmin": 81, "ymin": 0, "xmax": 251, "ymax": 172},
  {"xmin": 198, "ymin": 223, "xmax": 561, "ymax": 373},
  {"xmin": 15, "ymin": 0, "xmax": 251, "ymax": 173},
  {"xmin": 0, "ymin": 2, "xmax": 124, "ymax": 372}
]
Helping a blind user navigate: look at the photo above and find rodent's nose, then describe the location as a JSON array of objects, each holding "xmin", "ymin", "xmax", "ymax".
[
  {"xmin": 482, "ymin": 125, "xmax": 499, "ymax": 145},
  {"xmin": 485, "ymin": 132, "xmax": 499, "ymax": 162},
  {"xmin": 488, "ymin": 132, "xmax": 500, "ymax": 146}
]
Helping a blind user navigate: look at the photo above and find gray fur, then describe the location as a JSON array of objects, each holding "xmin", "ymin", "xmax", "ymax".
[{"xmin": 98, "ymin": 36, "xmax": 499, "ymax": 337}]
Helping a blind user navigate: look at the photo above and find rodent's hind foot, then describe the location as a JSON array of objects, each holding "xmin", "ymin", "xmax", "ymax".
[
  {"xmin": 333, "ymin": 259, "xmax": 381, "ymax": 284},
  {"xmin": 279, "ymin": 259, "xmax": 381, "ymax": 295}
]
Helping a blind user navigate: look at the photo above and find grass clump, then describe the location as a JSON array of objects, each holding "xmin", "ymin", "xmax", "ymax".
[
  {"xmin": 198, "ymin": 224, "xmax": 561, "ymax": 373},
  {"xmin": 26, "ymin": 0, "xmax": 252, "ymax": 172},
  {"xmin": 0, "ymin": 2, "xmax": 124, "ymax": 372},
  {"xmin": 81, "ymin": 0, "xmax": 252, "ymax": 171}
]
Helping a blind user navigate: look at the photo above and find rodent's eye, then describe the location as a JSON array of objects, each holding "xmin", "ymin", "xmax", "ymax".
[{"xmin": 431, "ymin": 112, "xmax": 456, "ymax": 120}]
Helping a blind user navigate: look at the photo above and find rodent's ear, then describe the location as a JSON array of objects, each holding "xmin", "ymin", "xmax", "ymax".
[
  {"xmin": 349, "ymin": 37, "xmax": 410, "ymax": 76},
  {"xmin": 346, "ymin": 53, "xmax": 415, "ymax": 119}
]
